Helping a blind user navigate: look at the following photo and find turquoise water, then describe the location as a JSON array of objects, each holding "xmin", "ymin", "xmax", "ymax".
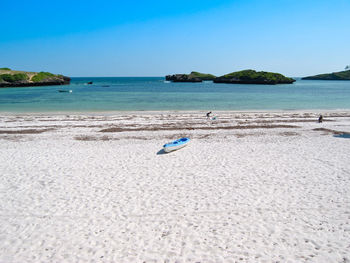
[
  {"xmin": 334, "ymin": 133, "xmax": 350, "ymax": 139},
  {"xmin": 0, "ymin": 77, "xmax": 350, "ymax": 112}
]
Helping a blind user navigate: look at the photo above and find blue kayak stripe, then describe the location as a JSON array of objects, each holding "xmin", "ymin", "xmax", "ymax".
[{"xmin": 163, "ymin": 137, "xmax": 190, "ymax": 148}]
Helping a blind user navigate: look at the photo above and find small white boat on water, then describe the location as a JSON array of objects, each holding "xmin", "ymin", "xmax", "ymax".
[
  {"xmin": 163, "ymin": 137, "xmax": 190, "ymax": 153},
  {"xmin": 58, "ymin": 89, "xmax": 72, "ymax": 93}
]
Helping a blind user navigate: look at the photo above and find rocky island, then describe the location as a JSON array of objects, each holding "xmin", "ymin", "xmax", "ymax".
[
  {"xmin": 214, "ymin": 70, "xmax": 295, "ymax": 84},
  {"xmin": 166, "ymin": 71, "xmax": 216, "ymax": 82},
  {"xmin": 302, "ymin": 69, "xmax": 350, "ymax": 80},
  {"xmin": 0, "ymin": 68, "xmax": 70, "ymax": 87},
  {"xmin": 166, "ymin": 70, "xmax": 295, "ymax": 84}
]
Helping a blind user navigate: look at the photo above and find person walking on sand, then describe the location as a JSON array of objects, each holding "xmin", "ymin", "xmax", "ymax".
[
  {"xmin": 318, "ymin": 114, "xmax": 323, "ymax": 123},
  {"xmin": 206, "ymin": 111, "xmax": 212, "ymax": 119}
]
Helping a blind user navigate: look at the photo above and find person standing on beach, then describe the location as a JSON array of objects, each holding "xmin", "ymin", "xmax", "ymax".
[
  {"xmin": 206, "ymin": 111, "xmax": 212, "ymax": 119},
  {"xmin": 318, "ymin": 114, "xmax": 323, "ymax": 123}
]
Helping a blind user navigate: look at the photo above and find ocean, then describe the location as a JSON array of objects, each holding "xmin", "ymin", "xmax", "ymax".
[{"xmin": 0, "ymin": 77, "xmax": 349, "ymax": 112}]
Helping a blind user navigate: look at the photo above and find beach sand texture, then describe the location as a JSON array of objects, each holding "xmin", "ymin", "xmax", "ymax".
[{"xmin": 1, "ymin": 111, "xmax": 350, "ymax": 262}]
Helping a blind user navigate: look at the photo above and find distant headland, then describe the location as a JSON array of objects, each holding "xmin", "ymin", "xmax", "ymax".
[
  {"xmin": 302, "ymin": 69, "xmax": 350, "ymax": 80},
  {"xmin": 166, "ymin": 70, "xmax": 295, "ymax": 84},
  {"xmin": 0, "ymin": 68, "xmax": 70, "ymax": 87}
]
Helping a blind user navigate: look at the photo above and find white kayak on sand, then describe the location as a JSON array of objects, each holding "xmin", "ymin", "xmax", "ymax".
[{"xmin": 163, "ymin": 137, "xmax": 190, "ymax": 153}]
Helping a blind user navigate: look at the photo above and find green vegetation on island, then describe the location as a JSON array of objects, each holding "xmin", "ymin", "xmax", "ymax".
[
  {"xmin": 166, "ymin": 71, "xmax": 216, "ymax": 82},
  {"xmin": 31, "ymin": 72, "xmax": 56, "ymax": 82},
  {"xmin": 214, "ymin": 70, "xmax": 295, "ymax": 84},
  {"xmin": 0, "ymin": 68, "xmax": 70, "ymax": 87},
  {"xmin": 166, "ymin": 70, "xmax": 294, "ymax": 84},
  {"xmin": 302, "ymin": 69, "xmax": 350, "ymax": 80},
  {"xmin": 0, "ymin": 73, "xmax": 28, "ymax": 82},
  {"xmin": 189, "ymin": 71, "xmax": 216, "ymax": 81}
]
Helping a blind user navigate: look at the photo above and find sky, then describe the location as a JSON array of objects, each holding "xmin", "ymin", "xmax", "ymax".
[{"xmin": 1, "ymin": 0, "xmax": 349, "ymax": 77}]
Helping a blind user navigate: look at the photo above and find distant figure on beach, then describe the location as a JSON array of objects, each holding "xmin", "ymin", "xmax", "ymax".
[
  {"xmin": 206, "ymin": 111, "xmax": 212, "ymax": 119},
  {"xmin": 318, "ymin": 114, "xmax": 323, "ymax": 123}
]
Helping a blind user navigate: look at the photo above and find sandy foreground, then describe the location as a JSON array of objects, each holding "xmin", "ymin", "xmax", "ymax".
[{"xmin": 0, "ymin": 110, "xmax": 350, "ymax": 263}]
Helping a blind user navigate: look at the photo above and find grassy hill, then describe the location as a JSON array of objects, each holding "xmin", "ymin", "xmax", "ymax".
[
  {"xmin": 0, "ymin": 68, "xmax": 70, "ymax": 87},
  {"xmin": 188, "ymin": 71, "xmax": 216, "ymax": 80},
  {"xmin": 302, "ymin": 70, "xmax": 350, "ymax": 80},
  {"xmin": 214, "ymin": 70, "xmax": 295, "ymax": 84}
]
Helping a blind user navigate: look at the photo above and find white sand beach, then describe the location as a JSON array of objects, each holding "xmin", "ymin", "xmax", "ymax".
[{"xmin": 0, "ymin": 111, "xmax": 350, "ymax": 262}]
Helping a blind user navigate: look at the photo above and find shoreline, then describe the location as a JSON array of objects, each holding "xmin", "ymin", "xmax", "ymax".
[{"xmin": 1, "ymin": 108, "xmax": 350, "ymax": 116}]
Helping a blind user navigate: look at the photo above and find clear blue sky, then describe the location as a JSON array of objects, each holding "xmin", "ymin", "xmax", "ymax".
[{"xmin": 1, "ymin": 0, "xmax": 349, "ymax": 77}]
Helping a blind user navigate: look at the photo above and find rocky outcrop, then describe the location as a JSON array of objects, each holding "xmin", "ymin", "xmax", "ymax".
[
  {"xmin": 213, "ymin": 70, "xmax": 295, "ymax": 85},
  {"xmin": 166, "ymin": 70, "xmax": 295, "ymax": 84},
  {"xmin": 302, "ymin": 70, "xmax": 350, "ymax": 80},
  {"xmin": 0, "ymin": 77, "xmax": 70, "ymax": 87},
  {"xmin": 0, "ymin": 69, "xmax": 70, "ymax": 88},
  {"xmin": 166, "ymin": 71, "xmax": 216, "ymax": 82},
  {"xmin": 166, "ymin": 74, "xmax": 202, "ymax": 82}
]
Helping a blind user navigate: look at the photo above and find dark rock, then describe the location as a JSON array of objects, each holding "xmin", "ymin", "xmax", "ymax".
[
  {"xmin": 0, "ymin": 76, "xmax": 70, "ymax": 87},
  {"xmin": 63, "ymin": 76, "xmax": 71, "ymax": 84},
  {"xmin": 165, "ymin": 71, "xmax": 216, "ymax": 82},
  {"xmin": 165, "ymin": 74, "xmax": 202, "ymax": 82}
]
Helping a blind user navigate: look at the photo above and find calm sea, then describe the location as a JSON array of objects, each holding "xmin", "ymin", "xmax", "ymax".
[{"xmin": 0, "ymin": 77, "xmax": 349, "ymax": 112}]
